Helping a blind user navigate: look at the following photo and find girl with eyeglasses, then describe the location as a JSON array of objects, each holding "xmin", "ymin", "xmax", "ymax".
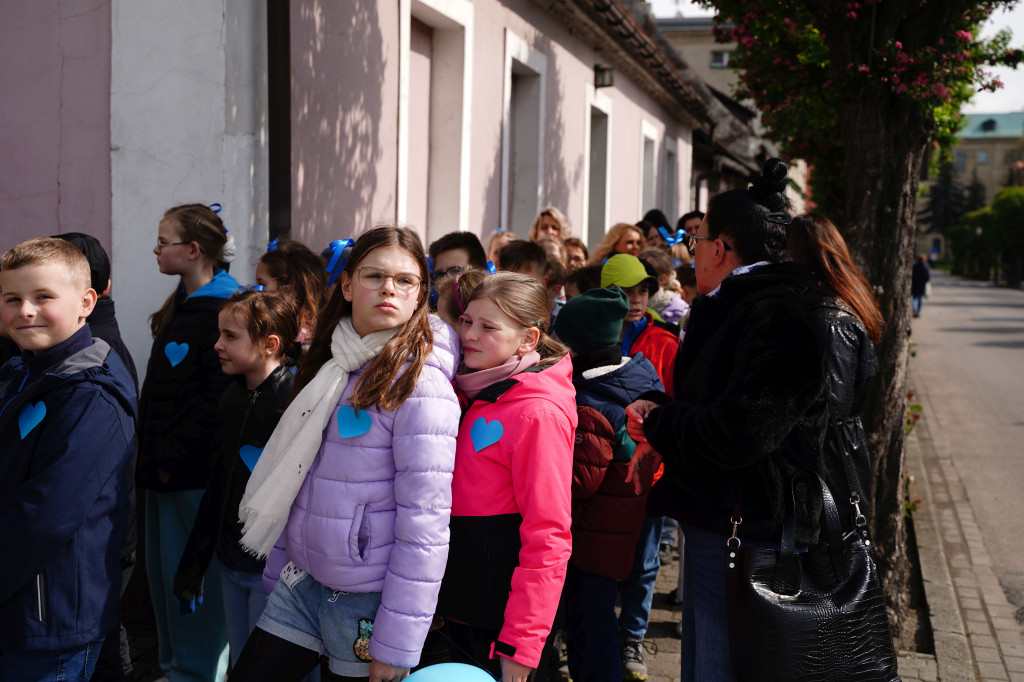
[
  {"xmin": 231, "ymin": 226, "xmax": 460, "ymax": 682},
  {"xmin": 138, "ymin": 203, "xmax": 240, "ymax": 681}
]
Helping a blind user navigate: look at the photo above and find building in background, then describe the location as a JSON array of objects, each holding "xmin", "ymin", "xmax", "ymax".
[
  {"xmin": 657, "ymin": 14, "xmax": 808, "ymax": 215},
  {"xmin": 1, "ymin": 0, "xmax": 757, "ymax": 377},
  {"xmin": 952, "ymin": 113, "xmax": 1024, "ymax": 204}
]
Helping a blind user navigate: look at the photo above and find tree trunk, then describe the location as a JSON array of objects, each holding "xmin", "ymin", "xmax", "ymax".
[{"xmin": 837, "ymin": 96, "xmax": 932, "ymax": 636}]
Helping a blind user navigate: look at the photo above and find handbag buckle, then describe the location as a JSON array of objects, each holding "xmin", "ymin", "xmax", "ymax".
[{"xmin": 727, "ymin": 515, "xmax": 743, "ymax": 548}]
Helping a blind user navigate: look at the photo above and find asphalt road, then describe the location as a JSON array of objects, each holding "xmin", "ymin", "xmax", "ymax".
[{"xmin": 909, "ymin": 270, "xmax": 1024, "ymax": 623}]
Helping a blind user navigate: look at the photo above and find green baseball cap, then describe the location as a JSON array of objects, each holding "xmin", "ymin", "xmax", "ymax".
[{"xmin": 601, "ymin": 253, "xmax": 658, "ymax": 293}]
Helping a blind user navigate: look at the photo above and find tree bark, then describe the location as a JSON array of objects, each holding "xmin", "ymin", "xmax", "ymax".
[{"xmin": 835, "ymin": 95, "xmax": 932, "ymax": 635}]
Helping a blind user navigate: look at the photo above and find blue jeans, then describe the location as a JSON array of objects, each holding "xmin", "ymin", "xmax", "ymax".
[
  {"xmin": 912, "ymin": 296, "xmax": 923, "ymax": 315},
  {"xmin": 660, "ymin": 516, "xmax": 679, "ymax": 547},
  {"xmin": 0, "ymin": 639, "xmax": 104, "ymax": 682},
  {"xmin": 678, "ymin": 524, "xmax": 733, "ymax": 682},
  {"xmin": 221, "ymin": 567, "xmax": 267, "ymax": 667},
  {"xmin": 618, "ymin": 514, "xmax": 663, "ymax": 641},
  {"xmin": 564, "ymin": 564, "xmax": 620, "ymax": 682}
]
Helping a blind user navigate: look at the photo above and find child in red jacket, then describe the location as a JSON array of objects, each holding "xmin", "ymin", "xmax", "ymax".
[{"xmin": 438, "ymin": 272, "xmax": 578, "ymax": 682}]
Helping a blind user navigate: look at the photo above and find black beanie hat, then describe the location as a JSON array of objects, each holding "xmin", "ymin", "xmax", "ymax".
[
  {"xmin": 553, "ymin": 286, "xmax": 629, "ymax": 354},
  {"xmin": 53, "ymin": 232, "xmax": 110, "ymax": 294}
]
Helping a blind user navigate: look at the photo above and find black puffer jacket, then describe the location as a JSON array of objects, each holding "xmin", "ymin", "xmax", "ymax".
[
  {"xmin": 804, "ymin": 293, "xmax": 877, "ymax": 525},
  {"xmin": 642, "ymin": 262, "xmax": 829, "ymax": 545},
  {"xmin": 175, "ymin": 366, "xmax": 294, "ymax": 595},
  {"xmin": 137, "ymin": 273, "xmax": 237, "ymax": 491}
]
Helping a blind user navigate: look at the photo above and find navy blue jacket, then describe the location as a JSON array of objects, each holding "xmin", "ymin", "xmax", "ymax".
[{"xmin": 0, "ymin": 325, "xmax": 137, "ymax": 650}]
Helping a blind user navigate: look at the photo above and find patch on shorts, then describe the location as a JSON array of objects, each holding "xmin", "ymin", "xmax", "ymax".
[{"xmin": 353, "ymin": 618, "xmax": 374, "ymax": 662}]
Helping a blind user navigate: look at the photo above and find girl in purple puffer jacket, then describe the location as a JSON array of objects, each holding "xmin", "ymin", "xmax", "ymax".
[{"xmin": 231, "ymin": 226, "xmax": 460, "ymax": 682}]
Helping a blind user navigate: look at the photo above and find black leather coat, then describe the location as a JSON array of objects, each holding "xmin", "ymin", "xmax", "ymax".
[{"xmin": 804, "ymin": 293, "xmax": 877, "ymax": 525}]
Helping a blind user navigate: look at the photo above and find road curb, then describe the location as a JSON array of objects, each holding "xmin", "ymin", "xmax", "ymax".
[{"xmin": 908, "ymin": 387, "xmax": 974, "ymax": 681}]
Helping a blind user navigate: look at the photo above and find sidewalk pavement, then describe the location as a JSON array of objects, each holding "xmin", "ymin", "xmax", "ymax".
[{"xmin": 636, "ymin": 363, "xmax": 1024, "ymax": 681}]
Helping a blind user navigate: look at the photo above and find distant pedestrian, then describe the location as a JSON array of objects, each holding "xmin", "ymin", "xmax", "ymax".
[{"xmin": 912, "ymin": 254, "xmax": 930, "ymax": 317}]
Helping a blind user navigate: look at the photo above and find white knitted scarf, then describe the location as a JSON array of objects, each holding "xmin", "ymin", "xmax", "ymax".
[{"xmin": 238, "ymin": 317, "xmax": 398, "ymax": 557}]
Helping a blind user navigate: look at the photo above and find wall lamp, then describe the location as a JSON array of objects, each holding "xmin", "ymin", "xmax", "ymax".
[{"xmin": 594, "ymin": 64, "xmax": 614, "ymax": 88}]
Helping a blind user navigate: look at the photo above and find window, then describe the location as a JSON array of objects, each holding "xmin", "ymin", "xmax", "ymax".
[
  {"xmin": 955, "ymin": 151, "xmax": 967, "ymax": 173},
  {"xmin": 976, "ymin": 150, "xmax": 988, "ymax": 165},
  {"xmin": 501, "ymin": 30, "xmax": 546, "ymax": 233},
  {"xmin": 710, "ymin": 50, "xmax": 730, "ymax": 68}
]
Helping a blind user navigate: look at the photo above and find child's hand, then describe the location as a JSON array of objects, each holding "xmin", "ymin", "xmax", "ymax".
[
  {"xmin": 175, "ymin": 589, "xmax": 203, "ymax": 615},
  {"xmin": 500, "ymin": 656, "xmax": 533, "ymax": 682},
  {"xmin": 625, "ymin": 400, "xmax": 658, "ymax": 443},
  {"xmin": 368, "ymin": 659, "xmax": 410, "ymax": 681},
  {"xmin": 625, "ymin": 442, "xmax": 660, "ymax": 496}
]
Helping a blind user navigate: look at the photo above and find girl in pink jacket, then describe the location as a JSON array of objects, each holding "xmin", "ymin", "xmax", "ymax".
[
  {"xmin": 232, "ymin": 226, "xmax": 460, "ymax": 682},
  {"xmin": 438, "ymin": 272, "xmax": 577, "ymax": 682}
]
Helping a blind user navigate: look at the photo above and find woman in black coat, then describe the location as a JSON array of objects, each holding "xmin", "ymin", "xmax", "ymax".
[
  {"xmin": 788, "ymin": 212, "xmax": 884, "ymax": 524},
  {"xmin": 626, "ymin": 160, "xmax": 830, "ymax": 682}
]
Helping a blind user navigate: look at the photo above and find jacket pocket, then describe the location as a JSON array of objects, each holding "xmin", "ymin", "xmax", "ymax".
[
  {"xmin": 348, "ymin": 504, "xmax": 370, "ymax": 565},
  {"xmin": 35, "ymin": 572, "xmax": 46, "ymax": 622}
]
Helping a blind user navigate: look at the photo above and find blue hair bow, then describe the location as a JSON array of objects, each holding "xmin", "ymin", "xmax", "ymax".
[
  {"xmin": 658, "ymin": 226, "xmax": 687, "ymax": 246},
  {"xmin": 485, "ymin": 261, "xmax": 497, "ymax": 274},
  {"xmin": 267, "ymin": 238, "xmax": 279, "ymax": 252},
  {"xmin": 325, "ymin": 239, "xmax": 355, "ymax": 287}
]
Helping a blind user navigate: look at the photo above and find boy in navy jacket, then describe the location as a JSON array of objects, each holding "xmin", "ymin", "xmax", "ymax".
[{"xmin": 0, "ymin": 238, "xmax": 137, "ymax": 681}]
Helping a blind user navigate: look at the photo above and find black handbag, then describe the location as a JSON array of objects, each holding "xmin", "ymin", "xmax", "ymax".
[{"xmin": 724, "ymin": 472, "xmax": 900, "ymax": 681}]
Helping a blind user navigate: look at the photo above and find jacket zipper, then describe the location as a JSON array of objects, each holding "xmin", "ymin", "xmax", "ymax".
[{"xmin": 36, "ymin": 573, "xmax": 46, "ymax": 622}]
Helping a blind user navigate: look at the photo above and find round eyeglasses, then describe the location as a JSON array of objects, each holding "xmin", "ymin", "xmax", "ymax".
[{"xmin": 353, "ymin": 267, "xmax": 423, "ymax": 295}]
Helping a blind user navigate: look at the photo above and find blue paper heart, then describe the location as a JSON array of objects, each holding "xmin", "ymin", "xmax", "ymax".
[
  {"xmin": 18, "ymin": 402, "xmax": 46, "ymax": 439},
  {"xmin": 470, "ymin": 417, "xmax": 503, "ymax": 452},
  {"xmin": 239, "ymin": 445, "xmax": 264, "ymax": 472},
  {"xmin": 336, "ymin": 406, "xmax": 372, "ymax": 438},
  {"xmin": 164, "ymin": 342, "xmax": 189, "ymax": 367}
]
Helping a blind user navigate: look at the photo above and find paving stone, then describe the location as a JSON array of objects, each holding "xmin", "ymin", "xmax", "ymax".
[
  {"xmin": 977, "ymin": 661, "xmax": 1010, "ymax": 679},
  {"xmin": 1006, "ymin": 656, "xmax": 1024, "ymax": 673}
]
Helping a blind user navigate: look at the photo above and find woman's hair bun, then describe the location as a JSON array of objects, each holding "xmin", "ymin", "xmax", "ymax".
[{"xmin": 748, "ymin": 158, "xmax": 789, "ymax": 211}]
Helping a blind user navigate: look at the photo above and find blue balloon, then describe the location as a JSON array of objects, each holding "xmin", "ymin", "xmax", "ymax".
[{"xmin": 406, "ymin": 662, "xmax": 496, "ymax": 681}]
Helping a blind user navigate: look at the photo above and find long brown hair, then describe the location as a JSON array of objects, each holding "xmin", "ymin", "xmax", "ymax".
[
  {"xmin": 293, "ymin": 225, "xmax": 433, "ymax": 412},
  {"xmin": 466, "ymin": 272, "xmax": 568, "ymax": 367},
  {"xmin": 149, "ymin": 204, "xmax": 229, "ymax": 336},
  {"xmin": 788, "ymin": 212, "xmax": 884, "ymax": 344}
]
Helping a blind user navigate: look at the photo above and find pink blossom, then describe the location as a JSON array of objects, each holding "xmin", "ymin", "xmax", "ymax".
[
  {"xmin": 895, "ymin": 41, "xmax": 903, "ymax": 50},
  {"xmin": 847, "ymin": 11, "xmax": 858, "ymax": 19},
  {"xmin": 956, "ymin": 30, "xmax": 973, "ymax": 41}
]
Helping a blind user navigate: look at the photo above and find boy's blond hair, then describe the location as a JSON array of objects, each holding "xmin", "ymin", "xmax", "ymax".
[{"xmin": 1, "ymin": 237, "xmax": 92, "ymax": 293}]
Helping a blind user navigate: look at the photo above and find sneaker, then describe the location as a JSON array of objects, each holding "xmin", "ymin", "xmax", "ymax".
[
  {"xmin": 658, "ymin": 542, "xmax": 674, "ymax": 565},
  {"xmin": 621, "ymin": 639, "xmax": 656, "ymax": 680}
]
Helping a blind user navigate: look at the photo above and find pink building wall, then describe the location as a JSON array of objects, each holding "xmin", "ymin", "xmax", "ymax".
[
  {"xmin": 0, "ymin": 1, "xmax": 111, "ymax": 253},
  {"xmin": 287, "ymin": 0, "xmax": 693, "ymax": 251}
]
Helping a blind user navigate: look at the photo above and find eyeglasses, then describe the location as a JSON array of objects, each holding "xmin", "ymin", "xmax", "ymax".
[
  {"xmin": 353, "ymin": 267, "xmax": 423, "ymax": 295},
  {"xmin": 155, "ymin": 241, "xmax": 189, "ymax": 253},
  {"xmin": 435, "ymin": 265, "xmax": 466, "ymax": 279},
  {"xmin": 684, "ymin": 234, "xmax": 733, "ymax": 256}
]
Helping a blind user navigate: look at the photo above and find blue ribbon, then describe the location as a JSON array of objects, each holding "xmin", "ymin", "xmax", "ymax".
[
  {"xmin": 671, "ymin": 259, "xmax": 682, "ymax": 268},
  {"xmin": 486, "ymin": 261, "xmax": 497, "ymax": 274},
  {"xmin": 208, "ymin": 203, "xmax": 222, "ymax": 214},
  {"xmin": 325, "ymin": 239, "xmax": 354, "ymax": 287},
  {"xmin": 426, "ymin": 256, "xmax": 435, "ymax": 277},
  {"xmin": 267, "ymin": 238, "xmax": 279, "ymax": 252},
  {"xmin": 658, "ymin": 226, "xmax": 687, "ymax": 246}
]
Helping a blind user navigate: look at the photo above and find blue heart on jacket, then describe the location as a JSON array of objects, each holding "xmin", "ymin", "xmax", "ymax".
[
  {"xmin": 470, "ymin": 417, "xmax": 503, "ymax": 452},
  {"xmin": 239, "ymin": 445, "xmax": 264, "ymax": 472},
  {"xmin": 336, "ymin": 406, "xmax": 372, "ymax": 438},
  {"xmin": 164, "ymin": 342, "xmax": 189, "ymax": 367},
  {"xmin": 18, "ymin": 402, "xmax": 46, "ymax": 439}
]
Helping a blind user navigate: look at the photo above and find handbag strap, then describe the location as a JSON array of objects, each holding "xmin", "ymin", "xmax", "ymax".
[{"xmin": 776, "ymin": 472, "xmax": 847, "ymax": 580}]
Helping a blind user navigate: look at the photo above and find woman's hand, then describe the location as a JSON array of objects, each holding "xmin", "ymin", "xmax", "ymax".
[
  {"xmin": 625, "ymin": 441, "xmax": 661, "ymax": 496},
  {"xmin": 500, "ymin": 656, "xmax": 534, "ymax": 682},
  {"xmin": 369, "ymin": 660, "xmax": 410, "ymax": 682},
  {"xmin": 625, "ymin": 399, "xmax": 658, "ymax": 443}
]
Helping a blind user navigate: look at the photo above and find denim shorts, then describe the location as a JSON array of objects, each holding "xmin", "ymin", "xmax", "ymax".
[{"xmin": 257, "ymin": 562, "xmax": 383, "ymax": 677}]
